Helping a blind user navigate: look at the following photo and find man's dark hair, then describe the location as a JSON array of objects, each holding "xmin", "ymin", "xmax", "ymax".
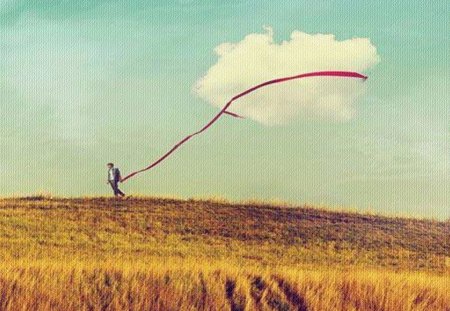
[{"xmin": 107, "ymin": 163, "xmax": 114, "ymax": 166}]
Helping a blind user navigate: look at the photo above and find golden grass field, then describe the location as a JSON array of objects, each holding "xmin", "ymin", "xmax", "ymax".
[{"xmin": 0, "ymin": 196, "xmax": 448, "ymax": 310}]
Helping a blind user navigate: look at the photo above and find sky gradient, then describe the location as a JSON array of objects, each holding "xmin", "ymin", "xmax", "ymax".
[{"xmin": 0, "ymin": 0, "xmax": 449, "ymax": 218}]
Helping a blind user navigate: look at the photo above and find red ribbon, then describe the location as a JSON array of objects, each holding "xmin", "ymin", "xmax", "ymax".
[{"xmin": 121, "ymin": 71, "xmax": 367, "ymax": 182}]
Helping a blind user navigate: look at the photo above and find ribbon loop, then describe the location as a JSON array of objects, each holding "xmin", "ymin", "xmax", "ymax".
[{"xmin": 121, "ymin": 71, "xmax": 367, "ymax": 182}]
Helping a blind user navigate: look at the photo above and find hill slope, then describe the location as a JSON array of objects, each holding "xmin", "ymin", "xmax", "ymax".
[{"xmin": 0, "ymin": 196, "xmax": 448, "ymax": 270}]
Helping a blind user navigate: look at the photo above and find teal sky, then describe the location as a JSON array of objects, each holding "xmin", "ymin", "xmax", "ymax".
[{"xmin": 0, "ymin": 0, "xmax": 449, "ymax": 218}]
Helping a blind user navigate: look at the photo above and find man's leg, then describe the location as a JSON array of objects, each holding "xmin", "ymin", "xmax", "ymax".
[
  {"xmin": 109, "ymin": 181, "xmax": 116, "ymax": 195},
  {"xmin": 110, "ymin": 181, "xmax": 119, "ymax": 196},
  {"xmin": 116, "ymin": 183, "xmax": 125, "ymax": 197},
  {"xmin": 112, "ymin": 181, "xmax": 125, "ymax": 197}
]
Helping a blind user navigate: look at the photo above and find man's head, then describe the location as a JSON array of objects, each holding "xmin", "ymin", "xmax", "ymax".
[{"xmin": 107, "ymin": 163, "xmax": 114, "ymax": 169}]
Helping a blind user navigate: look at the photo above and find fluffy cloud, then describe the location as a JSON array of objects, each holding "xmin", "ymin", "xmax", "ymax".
[{"xmin": 193, "ymin": 28, "xmax": 379, "ymax": 125}]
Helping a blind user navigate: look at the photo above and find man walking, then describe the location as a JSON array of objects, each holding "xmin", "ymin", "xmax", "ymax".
[{"xmin": 107, "ymin": 163, "xmax": 125, "ymax": 197}]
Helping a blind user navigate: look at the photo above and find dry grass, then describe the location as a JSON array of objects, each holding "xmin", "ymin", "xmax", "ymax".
[
  {"xmin": 0, "ymin": 262, "xmax": 448, "ymax": 311},
  {"xmin": 0, "ymin": 197, "xmax": 448, "ymax": 310}
]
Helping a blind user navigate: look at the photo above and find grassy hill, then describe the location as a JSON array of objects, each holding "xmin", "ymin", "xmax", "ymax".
[{"xmin": 0, "ymin": 197, "xmax": 448, "ymax": 310}]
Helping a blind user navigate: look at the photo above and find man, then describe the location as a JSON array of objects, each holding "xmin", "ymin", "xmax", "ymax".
[{"xmin": 106, "ymin": 163, "xmax": 125, "ymax": 197}]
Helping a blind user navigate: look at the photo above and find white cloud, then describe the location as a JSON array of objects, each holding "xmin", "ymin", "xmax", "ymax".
[{"xmin": 193, "ymin": 28, "xmax": 379, "ymax": 125}]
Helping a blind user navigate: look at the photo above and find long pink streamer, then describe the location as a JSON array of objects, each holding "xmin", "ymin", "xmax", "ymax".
[{"xmin": 121, "ymin": 71, "xmax": 367, "ymax": 182}]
